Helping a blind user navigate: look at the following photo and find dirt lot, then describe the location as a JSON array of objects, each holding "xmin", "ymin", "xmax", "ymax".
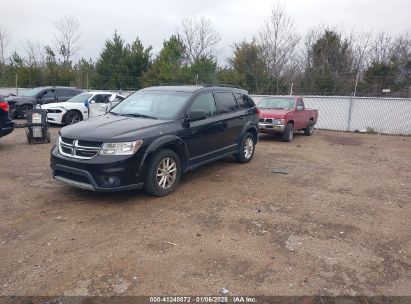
[{"xmin": 0, "ymin": 126, "xmax": 410, "ymax": 296}]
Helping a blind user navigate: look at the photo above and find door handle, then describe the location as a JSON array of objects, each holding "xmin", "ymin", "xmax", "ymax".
[{"xmin": 239, "ymin": 115, "xmax": 244, "ymax": 119}]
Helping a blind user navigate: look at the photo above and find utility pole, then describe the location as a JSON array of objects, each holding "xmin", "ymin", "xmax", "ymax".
[
  {"xmin": 15, "ymin": 73, "xmax": 18, "ymax": 96},
  {"xmin": 289, "ymin": 82, "xmax": 293, "ymax": 96},
  {"xmin": 353, "ymin": 70, "xmax": 360, "ymax": 97},
  {"xmin": 86, "ymin": 73, "xmax": 89, "ymax": 91},
  {"xmin": 195, "ymin": 74, "xmax": 198, "ymax": 85}
]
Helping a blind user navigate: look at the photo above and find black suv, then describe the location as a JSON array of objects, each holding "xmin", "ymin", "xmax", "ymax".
[
  {"xmin": 8, "ymin": 86, "xmax": 83, "ymax": 118},
  {"xmin": 0, "ymin": 97, "xmax": 14, "ymax": 139},
  {"xmin": 51, "ymin": 85, "xmax": 259, "ymax": 196}
]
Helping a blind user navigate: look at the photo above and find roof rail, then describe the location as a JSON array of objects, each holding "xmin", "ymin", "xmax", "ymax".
[{"xmin": 203, "ymin": 83, "xmax": 243, "ymax": 89}]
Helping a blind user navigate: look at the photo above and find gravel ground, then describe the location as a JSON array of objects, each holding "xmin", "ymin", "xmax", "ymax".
[{"xmin": 0, "ymin": 125, "xmax": 410, "ymax": 296}]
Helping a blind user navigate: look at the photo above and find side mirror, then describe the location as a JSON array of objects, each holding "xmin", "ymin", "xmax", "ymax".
[
  {"xmin": 187, "ymin": 110, "xmax": 206, "ymax": 122},
  {"xmin": 89, "ymin": 99, "xmax": 96, "ymax": 104}
]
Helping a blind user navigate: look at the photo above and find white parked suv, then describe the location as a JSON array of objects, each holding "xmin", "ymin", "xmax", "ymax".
[{"xmin": 42, "ymin": 92, "xmax": 125, "ymax": 125}]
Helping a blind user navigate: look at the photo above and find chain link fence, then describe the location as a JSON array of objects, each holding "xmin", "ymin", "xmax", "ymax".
[
  {"xmin": 252, "ymin": 95, "xmax": 411, "ymax": 135},
  {"xmin": 2, "ymin": 86, "xmax": 410, "ymax": 135}
]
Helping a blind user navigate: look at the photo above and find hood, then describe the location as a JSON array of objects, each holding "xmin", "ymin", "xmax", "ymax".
[
  {"xmin": 258, "ymin": 108, "xmax": 294, "ymax": 119},
  {"xmin": 7, "ymin": 96, "xmax": 36, "ymax": 104},
  {"xmin": 60, "ymin": 114, "xmax": 171, "ymax": 142},
  {"xmin": 41, "ymin": 102, "xmax": 79, "ymax": 110}
]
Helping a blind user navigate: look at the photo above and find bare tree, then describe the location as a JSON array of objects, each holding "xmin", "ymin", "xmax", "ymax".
[
  {"xmin": 371, "ymin": 32, "xmax": 393, "ymax": 63},
  {"xmin": 347, "ymin": 30, "xmax": 374, "ymax": 95},
  {"xmin": 0, "ymin": 26, "xmax": 9, "ymax": 66},
  {"xmin": 179, "ymin": 16, "xmax": 221, "ymax": 64},
  {"xmin": 24, "ymin": 40, "xmax": 45, "ymax": 67},
  {"xmin": 258, "ymin": 1, "xmax": 300, "ymax": 93},
  {"xmin": 53, "ymin": 16, "xmax": 81, "ymax": 65}
]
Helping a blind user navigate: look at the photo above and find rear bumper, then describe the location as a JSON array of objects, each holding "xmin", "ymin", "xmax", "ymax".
[
  {"xmin": 258, "ymin": 123, "xmax": 285, "ymax": 133},
  {"xmin": 50, "ymin": 145, "xmax": 146, "ymax": 192},
  {"xmin": 0, "ymin": 121, "xmax": 14, "ymax": 138}
]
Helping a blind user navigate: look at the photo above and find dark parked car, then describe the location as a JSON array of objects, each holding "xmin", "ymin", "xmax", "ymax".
[
  {"xmin": 51, "ymin": 85, "xmax": 259, "ymax": 196},
  {"xmin": 8, "ymin": 86, "xmax": 83, "ymax": 118},
  {"xmin": 0, "ymin": 97, "xmax": 14, "ymax": 139}
]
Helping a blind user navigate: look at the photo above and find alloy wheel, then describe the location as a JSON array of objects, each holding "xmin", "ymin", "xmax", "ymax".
[
  {"xmin": 69, "ymin": 112, "xmax": 81, "ymax": 124},
  {"xmin": 156, "ymin": 157, "xmax": 177, "ymax": 189},
  {"xmin": 244, "ymin": 137, "xmax": 254, "ymax": 159}
]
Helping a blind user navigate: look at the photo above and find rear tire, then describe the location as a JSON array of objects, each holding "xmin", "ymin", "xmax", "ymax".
[
  {"xmin": 304, "ymin": 120, "xmax": 314, "ymax": 136},
  {"xmin": 235, "ymin": 132, "xmax": 256, "ymax": 163},
  {"xmin": 64, "ymin": 110, "xmax": 83, "ymax": 125},
  {"xmin": 144, "ymin": 149, "xmax": 181, "ymax": 197},
  {"xmin": 281, "ymin": 123, "xmax": 294, "ymax": 142}
]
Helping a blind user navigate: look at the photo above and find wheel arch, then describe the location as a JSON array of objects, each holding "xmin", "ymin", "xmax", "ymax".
[
  {"xmin": 144, "ymin": 135, "xmax": 189, "ymax": 172},
  {"xmin": 62, "ymin": 109, "xmax": 83, "ymax": 124}
]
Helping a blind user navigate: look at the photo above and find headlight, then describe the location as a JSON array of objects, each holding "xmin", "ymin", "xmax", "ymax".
[
  {"xmin": 100, "ymin": 140, "xmax": 143, "ymax": 155},
  {"xmin": 273, "ymin": 118, "xmax": 285, "ymax": 125}
]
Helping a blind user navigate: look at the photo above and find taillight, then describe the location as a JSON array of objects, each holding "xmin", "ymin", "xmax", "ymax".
[
  {"xmin": 0, "ymin": 102, "xmax": 9, "ymax": 112},
  {"xmin": 256, "ymin": 108, "xmax": 260, "ymax": 116}
]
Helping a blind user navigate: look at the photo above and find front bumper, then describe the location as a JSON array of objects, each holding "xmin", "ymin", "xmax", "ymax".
[
  {"xmin": 46, "ymin": 111, "xmax": 65, "ymax": 124},
  {"xmin": 50, "ymin": 145, "xmax": 146, "ymax": 192},
  {"xmin": 258, "ymin": 123, "xmax": 285, "ymax": 133}
]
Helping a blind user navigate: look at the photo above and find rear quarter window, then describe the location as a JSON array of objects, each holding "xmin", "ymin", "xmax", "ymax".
[
  {"xmin": 234, "ymin": 93, "xmax": 255, "ymax": 109},
  {"xmin": 214, "ymin": 92, "xmax": 238, "ymax": 114}
]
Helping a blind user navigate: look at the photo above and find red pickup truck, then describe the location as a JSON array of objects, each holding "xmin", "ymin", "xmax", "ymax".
[{"xmin": 257, "ymin": 96, "xmax": 318, "ymax": 142}]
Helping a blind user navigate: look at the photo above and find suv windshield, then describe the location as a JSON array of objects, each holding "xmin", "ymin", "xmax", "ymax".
[
  {"xmin": 67, "ymin": 93, "xmax": 93, "ymax": 103},
  {"xmin": 110, "ymin": 90, "xmax": 191, "ymax": 120},
  {"xmin": 258, "ymin": 98, "xmax": 295, "ymax": 109},
  {"xmin": 22, "ymin": 87, "xmax": 46, "ymax": 97}
]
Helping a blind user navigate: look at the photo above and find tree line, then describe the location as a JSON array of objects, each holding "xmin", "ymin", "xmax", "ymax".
[{"xmin": 0, "ymin": 3, "xmax": 410, "ymax": 97}]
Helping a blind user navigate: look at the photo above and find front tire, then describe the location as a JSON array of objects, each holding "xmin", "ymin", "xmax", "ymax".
[
  {"xmin": 282, "ymin": 123, "xmax": 294, "ymax": 142},
  {"xmin": 235, "ymin": 132, "xmax": 256, "ymax": 163},
  {"xmin": 19, "ymin": 104, "xmax": 33, "ymax": 119},
  {"xmin": 64, "ymin": 110, "xmax": 83, "ymax": 125},
  {"xmin": 144, "ymin": 149, "xmax": 182, "ymax": 197}
]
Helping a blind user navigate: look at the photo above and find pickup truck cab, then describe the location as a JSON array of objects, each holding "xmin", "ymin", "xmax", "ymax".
[{"xmin": 257, "ymin": 96, "xmax": 318, "ymax": 142}]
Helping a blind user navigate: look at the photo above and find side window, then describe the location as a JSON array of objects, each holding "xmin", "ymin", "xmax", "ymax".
[
  {"xmin": 92, "ymin": 94, "xmax": 108, "ymax": 104},
  {"xmin": 189, "ymin": 93, "xmax": 216, "ymax": 118},
  {"xmin": 297, "ymin": 99, "xmax": 304, "ymax": 111},
  {"xmin": 114, "ymin": 96, "xmax": 125, "ymax": 103},
  {"xmin": 214, "ymin": 92, "xmax": 237, "ymax": 114},
  {"xmin": 42, "ymin": 89, "xmax": 55, "ymax": 98},
  {"xmin": 234, "ymin": 93, "xmax": 255, "ymax": 109},
  {"xmin": 62, "ymin": 89, "xmax": 78, "ymax": 97}
]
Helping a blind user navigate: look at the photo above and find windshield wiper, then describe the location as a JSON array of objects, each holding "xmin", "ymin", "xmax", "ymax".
[{"xmin": 121, "ymin": 113, "xmax": 158, "ymax": 120}]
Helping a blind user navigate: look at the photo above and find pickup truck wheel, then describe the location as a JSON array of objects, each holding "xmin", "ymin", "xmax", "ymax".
[
  {"xmin": 19, "ymin": 104, "xmax": 33, "ymax": 119},
  {"xmin": 282, "ymin": 123, "xmax": 294, "ymax": 142},
  {"xmin": 144, "ymin": 149, "xmax": 182, "ymax": 197},
  {"xmin": 235, "ymin": 132, "xmax": 255, "ymax": 163},
  {"xmin": 304, "ymin": 120, "xmax": 314, "ymax": 136},
  {"xmin": 64, "ymin": 110, "xmax": 83, "ymax": 125}
]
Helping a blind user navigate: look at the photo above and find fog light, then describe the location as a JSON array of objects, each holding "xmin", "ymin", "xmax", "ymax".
[{"xmin": 103, "ymin": 176, "xmax": 120, "ymax": 187}]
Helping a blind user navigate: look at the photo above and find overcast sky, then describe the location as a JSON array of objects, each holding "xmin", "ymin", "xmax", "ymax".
[{"xmin": 2, "ymin": 0, "xmax": 410, "ymax": 64}]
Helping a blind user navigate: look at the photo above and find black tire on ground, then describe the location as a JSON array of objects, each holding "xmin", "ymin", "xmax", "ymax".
[
  {"xmin": 64, "ymin": 110, "xmax": 83, "ymax": 125},
  {"xmin": 144, "ymin": 149, "xmax": 182, "ymax": 197},
  {"xmin": 19, "ymin": 104, "xmax": 33, "ymax": 119},
  {"xmin": 235, "ymin": 132, "xmax": 256, "ymax": 163},
  {"xmin": 304, "ymin": 120, "xmax": 314, "ymax": 136},
  {"xmin": 281, "ymin": 123, "xmax": 294, "ymax": 142}
]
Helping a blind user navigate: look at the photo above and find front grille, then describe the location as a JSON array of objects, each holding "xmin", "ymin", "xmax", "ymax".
[
  {"xmin": 47, "ymin": 109, "xmax": 62, "ymax": 113},
  {"xmin": 259, "ymin": 118, "xmax": 274, "ymax": 123},
  {"xmin": 59, "ymin": 137, "xmax": 102, "ymax": 159},
  {"xmin": 55, "ymin": 170, "xmax": 90, "ymax": 185}
]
